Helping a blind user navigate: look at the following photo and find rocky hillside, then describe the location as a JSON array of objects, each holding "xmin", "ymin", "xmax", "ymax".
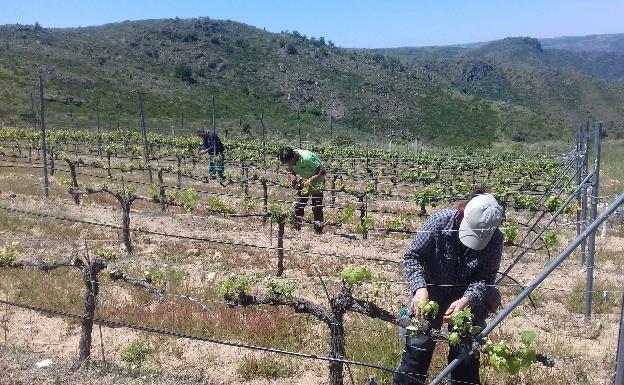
[
  {"xmin": 0, "ymin": 18, "xmax": 615, "ymax": 146},
  {"xmin": 374, "ymin": 36, "xmax": 624, "ymax": 140}
]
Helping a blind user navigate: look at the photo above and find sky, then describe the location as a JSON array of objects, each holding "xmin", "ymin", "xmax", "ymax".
[{"xmin": 2, "ymin": 0, "xmax": 623, "ymax": 48}]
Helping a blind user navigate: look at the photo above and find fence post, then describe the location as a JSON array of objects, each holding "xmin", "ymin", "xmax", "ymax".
[
  {"xmin": 584, "ymin": 121, "xmax": 602, "ymax": 320},
  {"xmin": 615, "ymin": 291, "xmax": 624, "ymax": 385},
  {"xmin": 38, "ymin": 75, "xmax": 49, "ymax": 198}
]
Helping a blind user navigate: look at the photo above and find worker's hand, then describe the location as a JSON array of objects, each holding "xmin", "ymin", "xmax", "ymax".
[
  {"xmin": 410, "ymin": 287, "xmax": 429, "ymax": 319},
  {"xmin": 302, "ymin": 178, "xmax": 312, "ymax": 186},
  {"xmin": 443, "ymin": 297, "xmax": 470, "ymax": 324}
]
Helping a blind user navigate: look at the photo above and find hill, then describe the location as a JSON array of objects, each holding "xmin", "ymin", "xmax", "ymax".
[
  {"xmin": 540, "ymin": 33, "xmax": 624, "ymax": 53},
  {"xmin": 374, "ymin": 36, "xmax": 624, "ymax": 138},
  {"xmin": 0, "ymin": 18, "xmax": 614, "ymax": 146},
  {"xmin": 0, "ymin": 18, "xmax": 569, "ymax": 146}
]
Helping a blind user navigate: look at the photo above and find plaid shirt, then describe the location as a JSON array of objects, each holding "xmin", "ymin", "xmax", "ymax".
[{"xmin": 404, "ymin": 209, "xmax": 503, "ymax": 307}]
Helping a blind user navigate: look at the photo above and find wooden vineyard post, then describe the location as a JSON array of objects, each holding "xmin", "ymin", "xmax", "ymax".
[
  {"xmin": 158, "ymin": 169, "xmax": 166, "ymax": 212},
  {"xmin": 241, "ymin": 160, "xmax": 249, "ymax": 198},
  {"xmin": 330, "ymin": 175, "xmax": 337, "ymax": 207},
  {"xmin": 260, "ymin": 112, "xmax": 266, "ymax": 167},
  {"xmin": 276, "ymin": 216, "xmax": 285, "ymax": 276},
  {"xmin": 359, "ymin": 193, "xmax": 368, "ymax": 240},
  {"xmin": 30, "ymin": 91, "xmax": 38, "ymax": 131},
  {"xmin": 106, "ymin": 150, "xmax": 112, "ymax": 179},
  {"xmin": 38, "ymin": 75, "xmax": 49, "ymax": 198},
  {"xmin": 119, "ymin": 182, "xmax": 133, "ymax": 254},
  {"xmin": 262, "ymin": 178, "xmax": 268, "ymax": 225},
  {"xmin": 176, "ymin": 156, "xmax": 182, "ymax": 188},
  {"xmin": 138, "ymin": 94, "xmax": 153, "ymax": 184},
  {"xmin": 49, "ymin": 151, "xmax": 55, "ymax": 176},
  {"xmin": 66, "ymin": 159, "xmax": 81, "ymax": 205},
  {"xmin": 180, "ymin": 111, "xmax": 184, "ymax": 135},
  {"xmin": 96, "ymin": 100, "xmax": 102, "ymax": 158},
  {"xmin": 78, "ymin": 257, "xmax": 106, "ymax": 361}
]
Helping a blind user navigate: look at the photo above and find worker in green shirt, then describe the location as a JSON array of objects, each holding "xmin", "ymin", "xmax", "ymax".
[{"xmin": 278, "ymin": 147, "xmax": 326, "ymax": 234}]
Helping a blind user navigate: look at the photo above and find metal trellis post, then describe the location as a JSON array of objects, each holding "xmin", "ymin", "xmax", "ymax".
[
  {"xmin": 615, "ymin": 291, "xmax": 624, "ymax": 385},
  {"xmin": 579, "ymin": 120, "xmax": 590, "ymax": 265},
  {"xmin": 584, "ymin": 121, "xmax": 602, "ymax": 320}
]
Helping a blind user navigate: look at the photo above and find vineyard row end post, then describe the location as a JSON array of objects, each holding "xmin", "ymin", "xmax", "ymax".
[{"xmin": 584, "ymin": 121, "xmax": 602, "ymax": 320}]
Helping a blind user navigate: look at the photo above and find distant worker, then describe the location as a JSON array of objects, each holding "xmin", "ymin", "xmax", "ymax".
[
  {"xmin": 394, "ymin": 193, "xmax": 504, "ymax": 385},
  {"xmin": 197, "ymin": 128, "xmax": 225, "ymax": 181},
  {"xmin": 278, "ymin": 147, "xmax": 327, "ymax": 234}
]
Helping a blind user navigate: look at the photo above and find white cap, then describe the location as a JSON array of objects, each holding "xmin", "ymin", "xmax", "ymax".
[{"xmin": 459, "ymin": 193, "xmax": 503, "ymax": 250}]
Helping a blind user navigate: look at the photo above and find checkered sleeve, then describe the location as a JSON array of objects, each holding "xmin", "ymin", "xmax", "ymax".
[
  {"xmin": 463, "ymin": 230, "xmax": 503, "ymax": 306},
  {"xmin": 404, "ymin": 213, "xmax": 442, "ymax": 294}
]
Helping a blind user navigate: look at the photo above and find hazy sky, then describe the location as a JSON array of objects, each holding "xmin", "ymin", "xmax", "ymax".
[{"xmin": 2, "ymin": 0, "xmax": 623, "ymax": 48}]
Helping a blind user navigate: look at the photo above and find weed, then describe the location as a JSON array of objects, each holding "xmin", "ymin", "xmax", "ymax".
[
  {"xmin": 236, "ymin": 354, "xmax": 295, "ymax": 380},
  {"xmin": 566, "ymin": 280, "xmax": 621, "ymax": 314},
  {"xmin": 121, "ymin": 339, "xmax": 149, "ymax": 366}
]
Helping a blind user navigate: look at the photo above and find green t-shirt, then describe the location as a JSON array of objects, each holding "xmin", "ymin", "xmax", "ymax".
[{"xmin": 292, "ymin": 149, "xmax": 325, "ymax": 185}]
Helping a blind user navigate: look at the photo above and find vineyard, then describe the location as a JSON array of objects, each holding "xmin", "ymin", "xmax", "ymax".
[{"xmin": 0, "ymin": 123, "xmax": 623, "ymax": 385}]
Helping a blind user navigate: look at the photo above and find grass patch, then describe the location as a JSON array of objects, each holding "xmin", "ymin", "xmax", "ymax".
[
  {"xmin": 565, "ymin": 280, "xmax": 621, "ymax": 314},
  {"xmin": 345, "ymin": 316, "xmax": 402, "ymax": 384},
  {"xmin": 236, "ymin": 354, "xmax": 296, "ymax": 380},
  {"xmin": 121, "ymin": 339, "xmax": 150, "ymax": 367},
  {"xmin": 0, "ymin": 268, "xmax": 84, "ymax": 313}
]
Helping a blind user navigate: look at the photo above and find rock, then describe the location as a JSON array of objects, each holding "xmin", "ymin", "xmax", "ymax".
[
  {"xmin": 213, "ymin": 251, "xmax": 222, "ymax": 260},
  {"xmin": 205, "ymin": 272, "xmax": 217, "ymax": 281},
  {"xmin": 9, "ymin": 192, "xmax": 16, "ymax": 198},
  {"xmin": 35, "ymin": 359, "xmax": 53, "ymax": 368},
  {"xmin": 186, "ymin": 248, "xmax": 200, "ymax": 256}
]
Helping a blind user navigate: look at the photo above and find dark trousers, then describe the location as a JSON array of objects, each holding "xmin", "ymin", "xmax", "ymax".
[
  {"xmin": 294, "ymin": 189, "xmax": 324, "ymax": 234},
  {"xmin": 393, "ymin": 288, "xmax": 487, "ymax": 385},
  {"xmin": 208, "ymin": 154, "xmax": 225, "ymax": 180}
]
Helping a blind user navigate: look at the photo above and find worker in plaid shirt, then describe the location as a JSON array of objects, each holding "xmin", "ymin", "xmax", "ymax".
[{"xmin": 393, "ymin": 193, "xmax": 504, "ymax": 385}]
